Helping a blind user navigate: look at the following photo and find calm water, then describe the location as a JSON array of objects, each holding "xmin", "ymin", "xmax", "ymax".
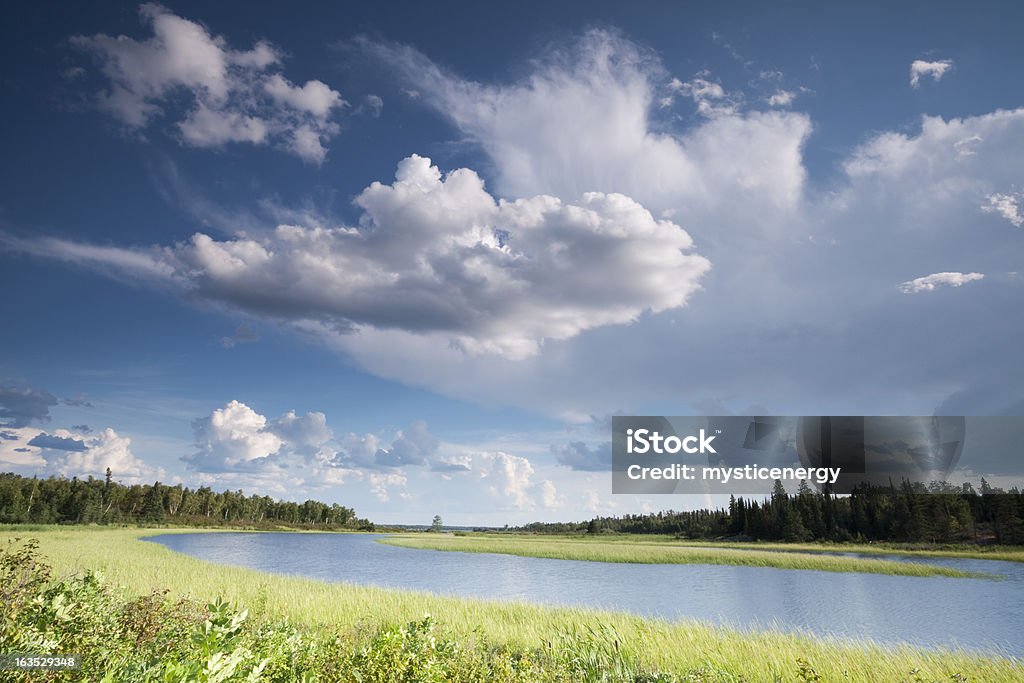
[{"xmin": 146, "ymin": 533, "xmax": 1023, "ymax": 656}]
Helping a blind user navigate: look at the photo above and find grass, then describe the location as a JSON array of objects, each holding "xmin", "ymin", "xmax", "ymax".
[
  {"xmin": 1, "ymin": 525, "xmax": 1021, "ymax": 681},
  {"xmin": 508, "ymin": 533, "xmax": 1024, "ymax": 563},
  {"xmin": 379, "ymin": 534, "xmax": 994, "ymax": 578}
]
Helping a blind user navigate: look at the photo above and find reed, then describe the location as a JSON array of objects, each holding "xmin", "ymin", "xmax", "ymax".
[{"xmin": 381, "ymin": 534, "xmax": 989, "ymax": 577}]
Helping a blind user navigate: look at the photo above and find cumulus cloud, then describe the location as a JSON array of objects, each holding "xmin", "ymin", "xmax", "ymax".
[
  {"xmin": 910, "ymin": 59, "xmax": 954, "ymax": 88},
  {"xmin": 186, "ymin": 400, "xmax": 290, "ymax": 471},
  {"xmin": 314, "ymin": 48, "xmax": 1024, "ymax": 418},
  {"xmin": 982, "ymin": 191, "xmax": 1023, "ymax": 227},
  {"xmin": 360, "ymin": 31, "xmax": 811, "ymax": 217},
  {"xmin": 475, "ymin": 451, "xmax": 536, "ymax": 509},
  {"xmin": 10, "ymin": 30, "xmax": 1024, "ymax": 425},
  {"xmin": 71, "ymin": 4, "xmax": 344, "ymax": 162},
  {"xmin": 42, "ymin": 428, "xmax": 161, "ymax": 481},
  {"xmin": 183, "ymin": 399, "xmax": 447, "ymax": 487},
  {"xmin": 9, "ymin": 154, "xmax": 709, "ymax": 359},
  {"xmin": 899, "ymin": 272, "xmax": 984, "ymax": 294},
  {"xmin": 0, "ymin": 385, "xmax": 58, "ymax": 427},
  {"xmin": 0, "ymin": 424, "xmax": 164, "ymax": 483}
]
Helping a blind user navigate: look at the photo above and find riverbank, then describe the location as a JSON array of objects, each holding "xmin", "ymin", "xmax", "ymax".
[
  {"xmin": 1, "ymin": 525, "xmax": 1021, "ymax": 681},
  {"xmin": 380, "ymin": 533, "xmax": 993, "ymax": 578}
]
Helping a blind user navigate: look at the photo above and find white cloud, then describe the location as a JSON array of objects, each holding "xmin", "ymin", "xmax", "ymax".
[
  {"xmin": 675, "ymin": 76, "xmax": 734, "ymax": 117},
  {"xmin": 46, "ymin": 428, "xmax": 163, "ymax": 482},
  {"xmin": 12, "ymin": 154, "xmax": 709, "ymax": 359},
  {"xmin": 306, "ymin": 38, "xmax": 1023, "ymax": 419},
  {"xmin": 0, "ymin": 426, "xmax": 46, "ymax": 469},
  {"xmin": 767, "ymin": 89, "xmax": 796, "ymax": 107},
  {"xmin": 368, "ymin": 472, "xmax": 408, "ymax": 502},
  {"xmin": 899, "ymin": 271, "xmax": 984, "ymax": 294},
  {"xmin": 11, "ymin": 31, "xmax": 1024, "ymax": 427},
  {"xmin": 362, "ymin": 31, "xmax": 811, "ymax": 218},
  {"xmin": 3, "ymin": 424, "xmax": 162, "ymax": 483},
  {"xmin": 475, "ymin": 451, "xmax": 536, "ymax": 509},
  {"xmin": 187, "ymin": 400, "xmax": 284, "ymax": 470},
  {"xmin": 263, "ymin": 74, "xmax": 342, "ymax": 119},
  {"xmin": 910, "ymin": 59, "xmax": 954, "ymax": 88},
  {"xmin": 179, "ymin": 103, "xmax": 269, "ymax": 147},
  {"xmin": 982, "ymin": 191, "xmax": 1024, "ymax": 227},
  {"xmin": 182, "ymin": 399, "xmax": 448, "ymax": 493},
  {"xmin": 71, "ymin": 3, "xmax": 343, "ymax": 162},
  {"xmin": 539, "ymin": 479, "xmax": 562, "ymax": 509}
]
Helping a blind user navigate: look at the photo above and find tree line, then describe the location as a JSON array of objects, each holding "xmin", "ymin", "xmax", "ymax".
[
  {"xmin": 0, "ymin": 470, "xmax": 374, "ymax": 530},
  {"xmin": 519, "ymin": 479, "xmax": 1024, "ymax": 545}
]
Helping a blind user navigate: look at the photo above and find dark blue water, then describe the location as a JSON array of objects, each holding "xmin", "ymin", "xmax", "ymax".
[{"xmin": 145, "ymin": 533, "xmax": 1024, "ymax": 656}]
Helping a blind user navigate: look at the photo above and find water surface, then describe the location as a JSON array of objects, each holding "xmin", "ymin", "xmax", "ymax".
[{"xmin": 146, "ymin": 532, "xmax": 1023, "ymax": 656}]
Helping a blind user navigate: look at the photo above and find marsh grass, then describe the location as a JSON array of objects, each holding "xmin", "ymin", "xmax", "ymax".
[
  {"xmin": 381, "ymin": 534, "xmax": 990, "ymax": 578},
  {"xmin": 1, "ymin": 526, "xmax": 1020, "ymax": 681},
  {"xmin": 509, "ymin": 533, "xmax": 1024, "ymax": 563}
]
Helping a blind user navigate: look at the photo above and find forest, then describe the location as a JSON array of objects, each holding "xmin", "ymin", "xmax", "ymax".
[
  {"xmin": 520, "ymin": 479, "xmax": 1024, "ymax": 545},
  {"xmin": 0, "ymin": 470, "xmax": 374, "ymax": 530}
]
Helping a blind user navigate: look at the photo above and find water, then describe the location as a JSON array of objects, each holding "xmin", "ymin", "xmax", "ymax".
[{"xmin": 145, "ymin": 533, "xmax": 1024, "ymax": 656}]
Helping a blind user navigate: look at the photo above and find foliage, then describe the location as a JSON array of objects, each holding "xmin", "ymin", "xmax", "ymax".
[
  {"xmin": 519, "ymin": 480, "xmax": 1024, "ymax": 546},
  {"xmin": 0, "ymin": 471, "xmax": 374, "ymax": 531}
]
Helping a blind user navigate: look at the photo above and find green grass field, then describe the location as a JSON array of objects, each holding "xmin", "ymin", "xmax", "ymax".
[
  {"xmin": 509, "ymin": 533, "xmax": 1024, "ymax": 563},
  {"xmin": 379, "ymin": 534, "xmax": 992, "ymax": 578},
  {"xmin": 1, "ymin": 525, "xmax": 1022, "ymax": 681}
]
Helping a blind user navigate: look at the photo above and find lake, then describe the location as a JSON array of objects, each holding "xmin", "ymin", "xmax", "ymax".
[{"xmin": 146, "ymin": 533, "xmax": 1024, "ymax": 656}]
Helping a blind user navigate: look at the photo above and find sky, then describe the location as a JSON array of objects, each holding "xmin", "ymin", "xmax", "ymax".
[{"xmin": 1, "ymin": 1, "xmax": 1022, "ymax": 525}]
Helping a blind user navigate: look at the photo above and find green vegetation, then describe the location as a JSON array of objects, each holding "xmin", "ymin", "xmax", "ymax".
[
  {"xmin": 668, "ymin": 539, "xmax": 1024, "ymax": 563},
  {"xmin": 2, "ymin": 526, "xmax": 1021, "ymax": 682},
  {"xmin": 380, "ymin": 534, "xmax": 989, "ymax": 578},
  {"xmin": 0, "ymin": 471, "xmax": 374, "ymax": 531},
  {"xmin": 520, "ymin": 479, "xmax": 1024, "ymax": 545},
  {"xmin": 453, "ymin": 532, "xmax": 1024, "ymax": 563}
]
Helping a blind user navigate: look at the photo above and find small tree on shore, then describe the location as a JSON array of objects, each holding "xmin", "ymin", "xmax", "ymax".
[{"xmin": 430, "ymin": 515, "xmax": 443, "ymax": 532}]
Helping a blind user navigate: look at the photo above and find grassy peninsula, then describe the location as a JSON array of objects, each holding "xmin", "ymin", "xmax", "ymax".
[{"xmin": 379, "ymin": 533, "xmax": 991, "ymax": 578}]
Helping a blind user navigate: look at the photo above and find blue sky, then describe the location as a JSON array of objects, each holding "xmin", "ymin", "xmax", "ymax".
[{"xmin": 1, "ymin": 1, "xmax": 1022, "ymax": 525}]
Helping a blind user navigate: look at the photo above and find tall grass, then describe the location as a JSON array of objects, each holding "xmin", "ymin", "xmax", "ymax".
[
  {"xmin": 503, "ymin": 533, "xmax": 1024, "ymax": 563},
  {"xmin": 381, "ymin": 534, "xmax": 989, "ymax": 578},
  {"xmin": 1, "ymin": 526, "xmax": 1020, "ymax": 681}
]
